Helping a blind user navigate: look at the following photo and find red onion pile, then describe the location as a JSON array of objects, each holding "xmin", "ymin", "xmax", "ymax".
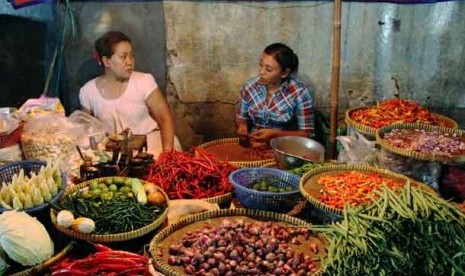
[
  {"xmin": 164, "ymin": 218, "xmax": 320, "ymax": 276},
  {"xmin": 383, "ymin": 129, "xmax": 465, "ymax": 157}
]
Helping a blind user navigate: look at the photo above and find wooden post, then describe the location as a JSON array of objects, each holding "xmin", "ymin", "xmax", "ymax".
[{"xmin": 329, "ymin": 0, "xmax": 342, "ymax": 160}]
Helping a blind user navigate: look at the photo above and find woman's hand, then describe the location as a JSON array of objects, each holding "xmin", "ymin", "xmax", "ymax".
[
  {"xmin": 236, "ymin": 120, "xmax": 249, "ymax": 137},
  {"xmin": 249, "ymin": 128, "xmax": 278, "ymax": 143}
]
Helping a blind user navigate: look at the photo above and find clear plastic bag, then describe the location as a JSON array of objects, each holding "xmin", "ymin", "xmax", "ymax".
[
  {"xmin": 336, "ymin": 131, "xmax": 379, "ymax": 165},
  {"xmin": 21, "ymin": 115, "xmax": 80, "ymax": 175},
  {"xmin": 68, "ymin": 110, "xmax": 107, "ymax": 150},
  {"xmin": 378, "ymin": 149, "xmax": 441, "ymax": 192}
]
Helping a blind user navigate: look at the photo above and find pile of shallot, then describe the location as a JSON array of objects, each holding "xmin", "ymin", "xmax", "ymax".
[{"xmin": 159, "ymin": 218, "xmax": 321, "ymax": 276}]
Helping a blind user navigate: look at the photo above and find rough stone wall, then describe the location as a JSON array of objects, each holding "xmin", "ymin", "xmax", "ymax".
[{"xmin": 163, "ymin": 1, "xmax": 465, "ymax": 150}]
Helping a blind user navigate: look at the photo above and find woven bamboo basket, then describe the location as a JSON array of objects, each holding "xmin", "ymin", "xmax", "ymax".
[
  {"xmin": 260, "ymin": 161, "xmax": 278, "ymax": 168},
  {"xmin": 197, "ymin": 138, "xmax": 275, "ymax": 168},
  {"xmin": 345, "ymin": 107, "xmax": 458, "ymax": 138},
  {"xmin": 202, "ymin": 191, "xmax": 233, "ymax": 206},
  {"xmin": 299, "ymin": 164, "xmax": 432, "ymax": 216},
  {"xmin": 50, "ymin": 176, "xmax": 169, "ymax": 243},
  {"xmin": 10, "ymin": 242, "xmax": 73, "ymax": 276},
  {"xmin": 376, "ymin": 123, "xmax": 465, "ymax": 163},
  {"xmin": 149, "ymin": 208, "xmax": 327, "ymax": 276}
]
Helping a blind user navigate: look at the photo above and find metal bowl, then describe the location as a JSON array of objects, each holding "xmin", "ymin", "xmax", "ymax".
[{"xmin": 270, "ymin": 136, "xmax": 325, "ymax": 170}]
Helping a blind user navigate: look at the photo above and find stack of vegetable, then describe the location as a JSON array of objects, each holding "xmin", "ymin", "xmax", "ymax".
[
  {"xmin": 349, "ymin": 98, "xmax": 443, "ymax": 129},
  {"xmin": 0, "ymin": 163, "xmax": 62, "ymax": 210},
  {"xmin": 146, "ymin": 149, "xmax": 236, "ymax": 200},
  {"xmin": 55, "ymin": 177, "xmax": 166, "ymax": 235},
  {"xmin": 310, "ymin": 182, "xmax": 465, "ymax": 275}
]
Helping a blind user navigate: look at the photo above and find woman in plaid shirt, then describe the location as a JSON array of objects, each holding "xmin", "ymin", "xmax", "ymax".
[{"xmin": 236, "ymin": 43, "xmax": 315, "ymax": 148}]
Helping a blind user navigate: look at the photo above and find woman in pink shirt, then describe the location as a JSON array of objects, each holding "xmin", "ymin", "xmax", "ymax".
[{"xmin": 80, "ymin": 31, "xmax": 181, "ymax": 157}]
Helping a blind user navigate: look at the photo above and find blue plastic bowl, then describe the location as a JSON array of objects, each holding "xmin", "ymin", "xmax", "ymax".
[{"xmin": 229, "ymin": 168, "xmax": 302, "ymax": 212}]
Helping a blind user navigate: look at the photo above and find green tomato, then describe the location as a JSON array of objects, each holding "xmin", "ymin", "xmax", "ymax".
[
  {"xmin": 119, "ymin": 186, "xmax": 131, "ymax": 194},
  {"xmin": 104, "ymin": 179, "xmax": 113, "ymax": 185},
  {"xmin": 101, "ymin": 191, "xmax": 114, "ymax": 200},
  {"xmin": 99, "ymin": 183, "xmax": 109, "ymax": 191},
  {"xmin": 109, "ymin": 184, "xmax": 118, "ymax": 192},
  {"xmin": 89, "ymin": 181, "xmax": 99, "ymax": 190},
  {"xmin": 91, "ymin": 189, "xmax": 102, "ymax": 196}
]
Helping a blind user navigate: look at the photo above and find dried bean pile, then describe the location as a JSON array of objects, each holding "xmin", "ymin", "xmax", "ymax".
[
  {"xmin": 165, "ymin": 218, "xmax": 320, "ymax": 276},
  {"xmin": 383, "ymin": 129, "xmax": 465, "ymax": 157}
]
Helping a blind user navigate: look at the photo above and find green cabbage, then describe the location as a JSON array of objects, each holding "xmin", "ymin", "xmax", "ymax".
[{"xmin": 0, "ymin": 211, "xmax": 53, "ymax": 266}]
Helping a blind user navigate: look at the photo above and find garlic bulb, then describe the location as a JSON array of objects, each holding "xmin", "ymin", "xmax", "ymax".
[{"xmin": 56, "ymin": 210, "xmax": 74, "ymax": 228}]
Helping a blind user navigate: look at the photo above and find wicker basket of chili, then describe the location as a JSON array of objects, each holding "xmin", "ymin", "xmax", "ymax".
[
  {"xmin": 299, "ymin": 164, "xmax": 433, "ymax": 217},
  {"xmin": 376, "ymin": 123, "xmax": 465, "ymax": 163},
  {"xmin": 345, "ymin": 98, "xmax": 458, "ymax": 138},
  {"xmin": 50, "ymin": 176, "xmax": 169, "ymax": 243},
  {"xmin": 149, "ymin": 208, "xmax": 327, "ymax": 276},
  {"xmin": 197, "ymin": 137, "xmax": 275, "ymax": 168},
  {"xmin": 147, "ymin": 150, "xmax": 236, "ymax": 206}
]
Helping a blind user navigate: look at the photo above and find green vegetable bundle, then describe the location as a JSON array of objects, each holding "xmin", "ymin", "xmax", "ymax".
[
  {"xmin": 289, "ymin": 162, "xmax": 329, "ymax": 176},
  {"xmin": 310, "ymin": 182, "xmax": 465, "ymax": 276}
]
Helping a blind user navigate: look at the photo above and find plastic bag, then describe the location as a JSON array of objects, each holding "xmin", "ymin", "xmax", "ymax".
[
  {"xmin": 336, "ymin": 131, "xmax": 379, "ymax": 165},
  {"xmin": 168, "ymin": 199, "xmax": 219, "ymax": 224},
  {"xmin": 21, "ymin": 115, "xmax": 80, "ymax": 175},
  {"xmin": 17, "ymin": 95, "xmax": 65, "ymax": 120},
  {"xmin": 379, "ymin": 149, "xmax": 441, "ymax": 192},
  {"xmin": 0, "ymin": 114, "xmax": 19, "ymax": 136},
  {"xmin": 68, "ymin": 110, "xmax": 107, "ymax": 150}
]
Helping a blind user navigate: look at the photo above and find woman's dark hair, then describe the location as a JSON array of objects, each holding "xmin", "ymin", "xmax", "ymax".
[
  {"xmin": 264, "ymin": 43, "xmax": 299, "ymax": 74},
  {"xmin": 94, "ymin": 31, "xmax": 131, "ymax": 65}
]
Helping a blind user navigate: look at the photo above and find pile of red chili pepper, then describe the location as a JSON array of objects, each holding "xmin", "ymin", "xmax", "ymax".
[
  {"xmin": 317, "ymin": 170, "xmax": 408, "ymax": 209},
  {"xmin": 50, "ymin": 244, "xmax": 149, "ymax": 276},
  {"xmin": 146, "ymin": 148, "xmax": 236, "ymax": 200},
  {"xmin": 350, "ymin": 98, "xmax": 440, "ymax": 129}
]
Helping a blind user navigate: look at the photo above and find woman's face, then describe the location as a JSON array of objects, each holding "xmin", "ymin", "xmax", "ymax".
[
  {"xmin": 104, "ymin": 41, "xmax": 134, "ymax": 80},
  {"xmin": 258, "ymin": 53, "xmax": 288, "ymax": 86}
]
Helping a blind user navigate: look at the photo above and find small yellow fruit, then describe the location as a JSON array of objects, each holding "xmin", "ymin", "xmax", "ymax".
[{"xmin": 72, "ymin": 217, "xmax": 95, "ymax": 234}]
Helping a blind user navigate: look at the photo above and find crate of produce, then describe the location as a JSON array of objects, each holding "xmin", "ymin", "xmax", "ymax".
[
  {"xmin": 197, "ymin": 137, "xmax": 275, "ymax": 168},
  {"xmin": 229, "ymin": 167, "xmax": 302, "ymax": 212},
  {"xmin": 150, "ymin": 208, "xmax": 327, "ymax": 276},
  {"xmin": 345, "ymin": 98, "xmax": 458, "ymax": 138},
  {"xmin": 0, "ymin": 160, "xmax": 67, "ymax": 215},
  {"xmin": 299, "ymin": 164, "xmax": 434, "ymax": 217},
  {"xmin": 50, "ymin": 176, "xmax": 168, "ymax": 243}
]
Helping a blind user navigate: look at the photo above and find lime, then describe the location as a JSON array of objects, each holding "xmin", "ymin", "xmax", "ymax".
[{"xmin": 99, "ymin": 183, "xmax": 109, "ymax": 191}]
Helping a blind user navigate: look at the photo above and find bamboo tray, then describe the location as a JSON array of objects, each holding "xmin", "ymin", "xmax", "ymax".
[
  {"xmin": 50, "ymin": 176, "xmax": 169, "ymax": 243},
  {"xmin": 197, "ymin": 138, "xmax": 275, "ymax": 168},
  {"xmin": 376, "ymin": 123, "xmax": 465, "ymax": 163},
  {"xmin": 149, "ymin": 208, "xmax": 327, "ymax": 276},
  {"xmin": 345, "ymin": 107, "xmax": 458, "ymax": 138},
  {"xmin": 299, "ymin": 164, "xmax": 431, "ymax": 216}
]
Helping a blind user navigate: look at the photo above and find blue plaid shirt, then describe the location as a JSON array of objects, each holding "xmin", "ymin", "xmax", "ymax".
[{"xmin": 237, "ymin": 76, "xmax": 315, "ymax": 136}]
